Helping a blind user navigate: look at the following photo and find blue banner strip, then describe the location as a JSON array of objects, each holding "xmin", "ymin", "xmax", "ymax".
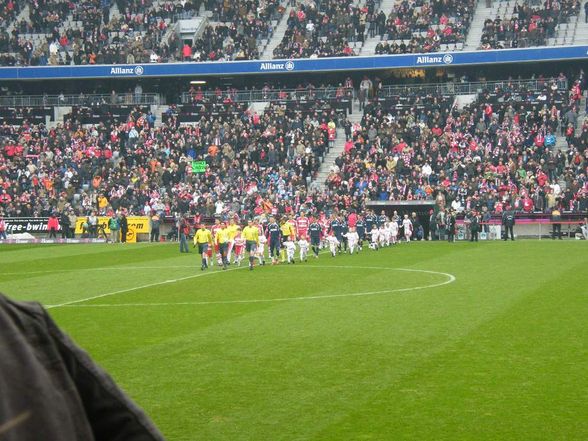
[{"xmin": 0, "ymin": 46, "xmax": 587, "ymax": 80}]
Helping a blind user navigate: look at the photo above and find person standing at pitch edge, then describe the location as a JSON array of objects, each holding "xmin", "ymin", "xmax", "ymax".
[
  {"xmin": 551, "ymin": 206, "xmax": 563, "ymax": 239},
  {"xmin": 179, "ymin": 217, "xmax": 190, "ymax": 252},
  {"xmin": 502, "ymin": 206, "xmax": 516, "ymax": 241},
  {"xmin": 469, "ymin": 211, "xmax": 480, "ymax": 242}
]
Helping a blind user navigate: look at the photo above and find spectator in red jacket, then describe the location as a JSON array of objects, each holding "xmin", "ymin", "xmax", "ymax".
[{"xmin": 47, "ymin": 214, "xmax": 59, "ymax": 238}]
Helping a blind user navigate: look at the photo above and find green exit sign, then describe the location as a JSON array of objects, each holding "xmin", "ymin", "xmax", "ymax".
[{"xmin": 192, "ymin": 161, "xmax": 207, "ymax": 173}]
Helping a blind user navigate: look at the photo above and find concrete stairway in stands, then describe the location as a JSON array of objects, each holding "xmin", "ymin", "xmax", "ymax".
[
  {"xmin": 7, "ymin": 5, "xmax": 30, "ymax": 34},
  {"xmin": 312, "ymin": 101, "xmax": 363, "ymax": 190},
  {"xmin": 260, "ymin": 6, "xmax": 293, "ymax": 59},
  {"xmin": 572, "ymin": 7, "xmax": 588, "ymax": 44},
  {"xmin": 359, "ymin": 0, "xmax": 395, "ymax": 56},
  {"xmin": 248, "ymin": 101, "xmax": 270, "ymax": 115},
  {"xmin": 462, "ymin": 0, "xmax": 493, "ymax": 51}
]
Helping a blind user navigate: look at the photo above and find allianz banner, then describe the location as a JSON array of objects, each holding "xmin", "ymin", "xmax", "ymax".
[
  {"xmin": 74, "ymin": 216, "xmax": 150, "ymax": 243},
  {"xmin": 4, "ymin": 217, "xmax": 57, "ymax": 234}
]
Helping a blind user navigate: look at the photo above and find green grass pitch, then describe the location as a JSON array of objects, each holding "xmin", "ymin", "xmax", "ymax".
[{"xmin": 1, "ymin": 241, "xmax": 587, "ymax": 440}]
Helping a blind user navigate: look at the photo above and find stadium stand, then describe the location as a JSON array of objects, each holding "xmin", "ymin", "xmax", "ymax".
[
  {"xmin": 1, "ymin": 0, "xmax": 587, "ymax": 65},
  {"xmin": 479, "ymin": 0, "xmax": 580, "ymax": 50},
  {"xmin": 325, "ymin": 76, "xmax": 587, "ymax": 213},
  {"xmin": 0, "ymin": 75, "xmax": 586, "ymax": 222},
  {"xmin": 272, "ymin": 0, "xmax": 363, "ymax": 59},
  {"xmin": 373, "ymin": 0, "xmax": 474, "ymax": 55},
  {"xmin": 174, "ymin": 0, "xmax": 283, "ymax": 62}
]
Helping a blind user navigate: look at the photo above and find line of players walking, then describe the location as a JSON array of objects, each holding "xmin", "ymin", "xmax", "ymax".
[{"xmin": 191, "ymin": 210, "xmax": 417, "ymax": 271}]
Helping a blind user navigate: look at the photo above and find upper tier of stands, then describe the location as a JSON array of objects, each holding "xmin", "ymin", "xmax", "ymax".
[
  {"xmin": 479, "ymin": 0, "xmax": 580, "ymax": 49},
  {"xmin": 0, "ymin": 0, "xmax": 585, "ymax": 66}
]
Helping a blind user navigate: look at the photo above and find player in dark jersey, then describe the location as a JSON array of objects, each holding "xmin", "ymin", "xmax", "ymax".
[
  {"xmin": 267, "ymin": 216, "xmax": 281, "ymax": 265},
  {"xmin": 365, "ymin": 210, "xmax": 376, "ymax": 233},
  {"xmin": 355, "ymin": 215, "xmax": 366, "ymax": 251},
  {"xmin": 377, "ymin": 210, "xmax": 388, "ymax": 227},
  {"xmin": 340, "ymin": 216, "xmax": 348, "ymax": 252},
  {"xmin": 329, "ymin": 215, "xmax": 342, "ymax": 252},
  {"xmin": 308, "ymin": 219, "xmax": 322, "ymax": 258}
]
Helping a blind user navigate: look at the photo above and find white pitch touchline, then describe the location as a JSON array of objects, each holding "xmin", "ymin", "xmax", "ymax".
[
  {"xmin": 0, "ymin": 265, "xmax": 214, "ymax": 276},
  {"xmin": 45, "ymin": 266, "xmax": 247, "ymax": 309},
  {"xmin": 54, "ymin": 268, "xmax": 456, "ymax": 308}
]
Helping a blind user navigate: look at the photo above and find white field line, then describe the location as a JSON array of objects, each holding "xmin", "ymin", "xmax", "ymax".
[
  {"xmin": 53, "ymin": 268, "xmax": 456, "ymax": 308},
  {"xmin": 1, "ymin": 266, "xmax": 203, "ymax": 276},
  {"xmin": 46, "ymin": 266, "xmax": 246, "ymax": 309}
]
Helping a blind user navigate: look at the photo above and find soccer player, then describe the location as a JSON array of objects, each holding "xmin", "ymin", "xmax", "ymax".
[
  {"xmin": 355, "ymin": 214, "xmax": 366, "ymax": 251},
  {"xmin": 233, "ymin": 232, "xmax": 246, "ymax": 266},
  {"xmin": 193, "ymin": 223, "xmax": 213, "ymax": 271},
  {"xmin": 402, "ymin": 214, "xmax": 413, "ymax": 242},
  {"xmin": 279, "ymin": 217, "xmax": 296, "ymax": 263},
  {"xmin": 390, "ymin": 219, "xmax": 399, "ymax": 244},
  {"xmin": 242, "ymin": 219, "xmax": 260, "ymax": 271},
  {"xmin": 284, "ymin": 239, "xmax": 297, "ymax": 264},
  {"xmin": 215, "ymin": 222, "xmax": 230, "ymax": 269},
  {"xmin": 344, "ymin": 227, "xmax": 360, "ymax": 255},
  {"xmin": 210, "ymin": 218, "xmax": 223, "ymax": 266},
  {"xmin": 267, "ymin": 216, "xmax": 281, "ymax": 265},
  {"xmin": 369, "ymin": 225, "xmax": 379, "ymax": 250},
  {"xmin": 378, "ymin": 210, "xmax": 388, "ymax": 228},
  {"xmin": 298, "ymin": 235, "xmax": 309, "ymax": 262},
  {"xmin": 340, "ymin": 215, "xmax": 349, "ymax": 252},
  {"xmin": 378, "ymin": 224, "xmax": 388, "ymax": 247},
  {"xmin": 226, "ymin": 218, "xmax": 240, "ymax": 263},
  {"xmin": 326, "ymin": 232, "xmax": 340, "ymax": 257},
  {"xmin": 308, "ymin": 218, "xmax": 322, "ymax": 258},
  {"xmin": 295, "ymin": 213, "xmax": 309, "ymax": 239},
  {"xmin": 329, "ymin": 214, "xmax": 341, "ymax": 251},
  {"xmin": 365, "ymin": 210, "xmax": 376, "ymax": 234}
]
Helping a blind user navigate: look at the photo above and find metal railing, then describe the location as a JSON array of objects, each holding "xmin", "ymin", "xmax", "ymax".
[
  {"xmin": 0, "ymin": 78, "xmax": 567, "ymax": 108},
  {"xmin": 181, "ymin": 88, "xmax": 355, "ymax": 104},
  {"xmin": 0, "ymin": 93, "xmax": 161, "ymax": 107},
  {"xmin": 378, "ymin": 78, "xmax": 568, "ymax": 97},
  {"xmin": 180, "ymin": 78, "xmax": 568, "ymax": 104}
]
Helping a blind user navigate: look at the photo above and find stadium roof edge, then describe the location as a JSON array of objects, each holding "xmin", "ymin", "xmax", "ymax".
[{"xmin": 1, "ymin": 45, "xmax": 587, "ymax": 81}]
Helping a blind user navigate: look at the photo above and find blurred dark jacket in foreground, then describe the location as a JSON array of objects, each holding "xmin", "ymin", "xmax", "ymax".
[{"xmin": 0, "ymin": 293, "xmax": 165, "ymax": 441}]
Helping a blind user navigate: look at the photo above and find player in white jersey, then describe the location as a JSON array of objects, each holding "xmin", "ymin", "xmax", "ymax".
[
  {"xmin": 378, "ymin": 225, "xmax": 388, "ymax": 247},
  {"xmin": 326, "ymin": 233, "xmax": 340, "ymax": 256},
  {"xmin": 257, "ymin": 234, "xmax": 267, "ymax": 265},
  {"xmin": 297, "ymin": 236, "xmax": 309, "ymax": 262},
  {"xmin": 390, "ymin": 220, "xmax": 399, "ymax": 244},
  {"xmin": 233, "ymin": 234, "xmax": 246, "ymax": 266},
  {"xmin": 369, "ymin": 226, "xmax": 379, "ymax": 250},
  {"xmin": 402, "ymin": 215, "xmax": 413, "ymax": 242},
  {"xmin": 344, "ymin": 228, "xmax": 360, "ymax": 254},
  {"xmin": 284, "ymin": 239, "xmax": 297, "ymax": 264}
]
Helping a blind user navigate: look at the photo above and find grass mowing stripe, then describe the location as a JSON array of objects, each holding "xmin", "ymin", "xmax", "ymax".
[
  {"xmin": 46, "ymin": 265, "xmax": 248, "ymax": 308},
  {"xmin": 56, "ymin": 268, "xmax": 456, "ymax": 307}
]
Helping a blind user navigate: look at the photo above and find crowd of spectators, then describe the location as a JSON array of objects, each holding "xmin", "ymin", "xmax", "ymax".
[
  {"xmin": 479, "ymin": 0, "xmax": 580, "ymax": 50},
  {"xmin": 0, "ymin": 0, "xmax": 199, "ymax": 66},
  {"xmin": 0, "ymin": 75, "xmax": 586, "ymax": 226},
  {"xmin": 176, "ymin": 0, "xmax": 282, "ymax": 62},
  {"xmin": 375, "ymin": 0, "xmax": 474, "ymax": 54},
  {"xmin": 326, "ymin": 74, "xmax": 587, "ymax": 215},
  {"xmin": 0, "ymin": 92, "xmax": 343, "ymax": 220},
  {"xmin": 272, "ymin": 0, "xmax": 367, "ymax": 59}
]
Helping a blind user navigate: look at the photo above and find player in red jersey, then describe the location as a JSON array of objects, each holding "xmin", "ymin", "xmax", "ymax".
[{"xmin": 295, "ymin": 213, "xmax": 309, "ymax": 239}]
